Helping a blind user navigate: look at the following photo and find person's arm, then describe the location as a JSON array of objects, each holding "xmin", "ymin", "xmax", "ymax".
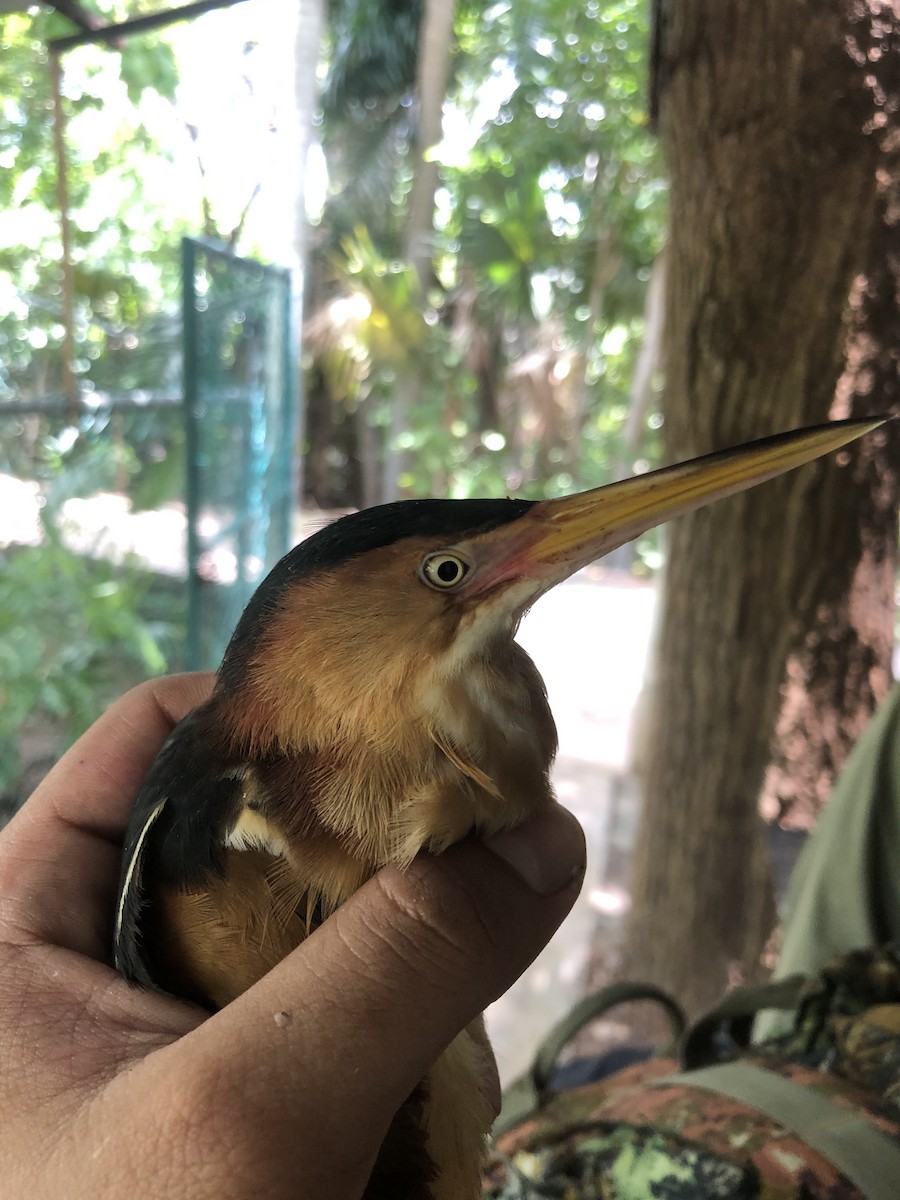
[{"xmin": 0, "ymin": 674, "xmax": 584, "ymax": 1199}]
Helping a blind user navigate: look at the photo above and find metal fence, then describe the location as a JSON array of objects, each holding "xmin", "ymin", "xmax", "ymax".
[
  {"xmin": 2, "ymin": 235, "xmax": 296, "ymax": 672},
  {"xmin": 1, "ymin": 231, "xmax": 297, "ymax": 768},
  {"xmin": 182, "ymin": 238, "xmax": 296, "ymax": 667}
]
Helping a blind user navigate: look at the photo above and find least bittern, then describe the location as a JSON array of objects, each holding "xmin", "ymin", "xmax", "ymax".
[{"xmin": 115, "ymin": 417, "xmax": 884, "ymax": 1199}]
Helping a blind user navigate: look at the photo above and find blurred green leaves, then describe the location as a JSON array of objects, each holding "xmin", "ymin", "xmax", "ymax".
[
  {"xmin": 118, "ymin": 37, "xmax": 179, "ymax": 104},
  {"xmin": 0, "ymin": 7, "xmax": 187, "ymax": 405},
  {"xmin": 308, "ymin": 0, "xmax": 666, "ymax": 503},
  {"xmin": 0, "ymin": 491, "xmax": 172, "ymax": 797}
]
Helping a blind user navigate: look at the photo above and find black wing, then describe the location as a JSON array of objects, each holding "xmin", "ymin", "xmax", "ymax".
[{"xmin": 113, "ymin": 700, "xmax": 245, "ymax": 991}]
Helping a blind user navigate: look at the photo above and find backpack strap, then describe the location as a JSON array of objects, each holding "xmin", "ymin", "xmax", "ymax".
[
  {"xmin": 658, "ymin": 1060, "xmax": 900, "ymax": 1200},
  {"xmin": 494, "ymin": 981, "xmax": 685, "ymax": 1137},
  {"xmin": 531, "ymin": 981, "xmax": 686, "ymax": 1091},
  {"xmin": 680, "ymin": 974, "xmax": 808, "ymax": 1069}
]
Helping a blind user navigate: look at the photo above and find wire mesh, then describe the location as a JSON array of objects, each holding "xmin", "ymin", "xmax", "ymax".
[
  {"xmin": 182, "ymin": 238, "xmax": 295, "ymax": 668},
  {"xmin": 0, "ymin": 238, "xmax": 295, "ymax": 818}
]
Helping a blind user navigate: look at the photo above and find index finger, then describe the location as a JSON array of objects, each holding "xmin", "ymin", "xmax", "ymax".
[{"xmin": 0, "ymin": 673, "xmax": 214, "ymax": 958}]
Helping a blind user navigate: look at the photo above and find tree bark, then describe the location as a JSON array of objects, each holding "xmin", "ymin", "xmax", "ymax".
[
  {"xmin": 383, "ymin": 0, "xmax": 456, "ymax": 500},
  {"xmin": 404, "ymin": 0, "xmax": 456, "ymax": 287},
  {"xmin": 621, "ymin": 0, "xmax": 899, "ymax": 1018},
  {"xmin": 291, "ymin": 0, "xmax": 327, "ymax": 505},
  {"xmin": 763, "ymin": 161, "xmax": 900, "ymax": 827},
  {"xmin": 291, "ymin": 0, "xmax": 325, "ymax": 290}
]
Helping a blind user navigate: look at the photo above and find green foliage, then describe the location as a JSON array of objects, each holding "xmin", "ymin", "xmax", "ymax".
[
  {"xmin": 0, "ymin": 7, "xmax": 187, "ymax": 404},
  {"xmin": 308, "ymin": 0, "xmax": 666, "ymax": 505},
  {"xmin": 323, "ymin": 0, "xmax": 422, "ymax": 112},
  {"xmin": 118, "ymin": 36, "xmax": 179, "ymax": 105},
  {"xmin": 318, "ymin": 0, "xmax": 423, "ymax": 255},
  {"xmin": 441, "ymin": 0, "xmax": 665, "ymax": 486},
  {"xmin": 0, "ymin": 401, "xmax": 184, "ymax": 798},
  {"xmin": 0, "ymin": 514, "xmax": 171, "ymax": 797},
  {"xmin": 3, "ymin": 0, "xmax": 667, "ymax": 513}
]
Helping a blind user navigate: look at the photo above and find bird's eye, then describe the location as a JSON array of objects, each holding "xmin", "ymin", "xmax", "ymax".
[{"xmin": 420, "ymin": 553, "xmax": 470, "ymax": 590}]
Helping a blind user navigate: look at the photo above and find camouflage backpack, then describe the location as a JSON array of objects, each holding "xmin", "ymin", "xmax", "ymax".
[{"xmin": 486, "ymin": 944, "xmax": 900, "ymax": 1199}]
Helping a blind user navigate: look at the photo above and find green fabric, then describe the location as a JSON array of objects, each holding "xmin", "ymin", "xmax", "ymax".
[
  {"xmin": 659, "ymin": 1061, "xmax": 900, "ymax": 1200},
  {"xmin": 758, "ymin": 684, "xmax": 900, "ymax": 1038}
]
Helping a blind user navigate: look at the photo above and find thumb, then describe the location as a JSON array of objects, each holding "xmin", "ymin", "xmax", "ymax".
[
  {"xmin": 319, "ymin": 801, "xmax": 587, "ymax": 1107},
  {"xmin": 181, "ymin": 803, "xmax": 584, "ymax": 1189}
]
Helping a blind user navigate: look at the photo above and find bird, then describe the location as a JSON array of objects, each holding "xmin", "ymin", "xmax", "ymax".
[{"xmin": 114, "ymin": 416, "xmax": 884, "ymax": 1200}]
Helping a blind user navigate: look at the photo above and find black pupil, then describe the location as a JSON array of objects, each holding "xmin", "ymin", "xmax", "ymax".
[{"xmin": 436, "ymin": 558, "xmax": 461, "ymax": 583}]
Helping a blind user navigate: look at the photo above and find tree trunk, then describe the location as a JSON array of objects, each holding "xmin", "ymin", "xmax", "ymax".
[
  {"xmin": 383, "ymin": 0, "xmax": 456, "ymax": 500},
  {"xmin": 404, "ymin": 0, "xmax": 456, "ymax": 287},
  {"xmin": 621, "ymin": 0, "xmax": 899, "ymax": 1019},
  {"xmin": 291, "ymin": 0, "xmax": 325, "ymax": 291},
  {"xmin": 762, "ymin": 168, "xmax": 900, "ymax": 828},
  {"xmin": 291, "ymin": 0, "xmax": 326, "ymax": 505}
]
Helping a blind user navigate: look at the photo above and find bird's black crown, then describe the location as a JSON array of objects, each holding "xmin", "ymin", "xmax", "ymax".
[{"xmin": 219, "ymin": 497, "xmax": 535, "ymax": 686}]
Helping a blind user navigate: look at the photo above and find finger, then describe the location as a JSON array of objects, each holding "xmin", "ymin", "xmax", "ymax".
[
  {"xmin": 0, "ymin": 674, "xmax": 215, "ymax": 958},
  {"xmin": 171, "ymin": 805, "xmax": 585, "ymax": 1195}
]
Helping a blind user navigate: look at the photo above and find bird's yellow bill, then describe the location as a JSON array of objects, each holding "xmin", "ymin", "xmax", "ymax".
[{"xmin": 526, "ymin": 416, "xmax": 888, "ymax": 570}]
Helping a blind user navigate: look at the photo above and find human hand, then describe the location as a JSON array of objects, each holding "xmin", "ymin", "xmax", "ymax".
[{"xmin": 0, "ymin": 674, "xmax": 584, "ymax": 1199}]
